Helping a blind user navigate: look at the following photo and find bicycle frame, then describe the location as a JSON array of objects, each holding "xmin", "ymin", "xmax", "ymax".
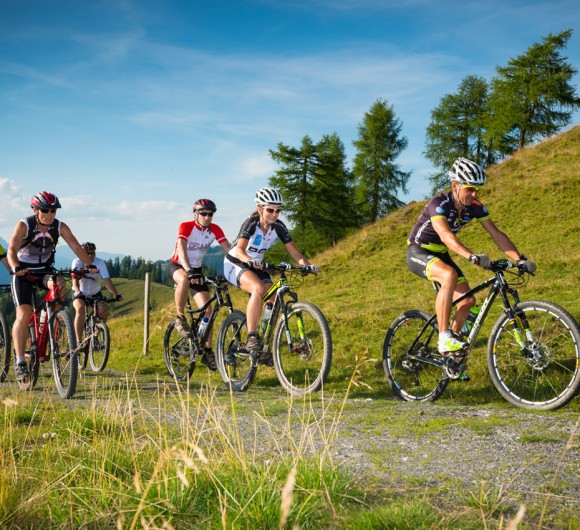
[
  {"xmin": 259, "ymin": 266, "xmax": 302, "ymax": 355},
  {"xmin": 27, "ymin": 273, "xmax": 65, "ymax": 363},
  {"xmin": 414, "ymin": 261, "xmax": 531, "ymax": 367},
  {"xmin": 185, "ymin": 276, "xmax": 235, "ymax": 346}
]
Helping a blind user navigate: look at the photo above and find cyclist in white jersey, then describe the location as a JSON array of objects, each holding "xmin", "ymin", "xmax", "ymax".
[
  {"xmin": 168, "ymin": 199, "xmax": 231, "ymax": 370},
  {"xmin": 224, "ymin": 188, "xmax": 318, "ymax": 364},
  {"xmin": 71, "ymin": 242, "xmax": 123, "ymax": 348}
]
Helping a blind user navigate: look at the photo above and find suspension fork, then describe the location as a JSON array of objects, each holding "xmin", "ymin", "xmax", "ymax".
[{"xmin": 498, "ymin": 283, "xmax": 534, "ymax": 350}]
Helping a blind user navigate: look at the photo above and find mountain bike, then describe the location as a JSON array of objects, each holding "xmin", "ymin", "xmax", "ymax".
[
  {"xmin": 0, "ymin": 284, "xmax": 11, "ymax": 382},
  {"xmin": 163, "ymin": 275, "xmax": 237, "ymax": 382},
  {"xmin": 15, "ymin": 269, "xmax": 80, "ymax": 399},
  {"xmin": 77, "ymin": 294, "xmax": 120, "ymax": 372},
  {"xmin": 383, "ymin": 259, "xmax": 580, "ymax": 411},
  {"xmin": 215, "ymin": 263, "xmax": 332, "ymax": 396}
]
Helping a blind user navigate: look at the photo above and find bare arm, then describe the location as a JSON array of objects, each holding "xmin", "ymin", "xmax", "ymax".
[
  {"xmin": 59, "ymin": 222, "xmax": 94, "ymax": 267},
  {"xmin": 283, "ymin": 241, "xmax": 310, "ymax": 266},
  {"xmin": 103, "ymin": 278, "xmax": 119, "ymax": 297},
  {"xmin": 219, "ymin": 240, "xmax": 232, "ymax": 254},
  {"xmin": 480, "ymin": 219, "xmax": 521, "ymax": 261},
  {"xmin": 176, "ymin": 238, "xmax": 192, "ymax": 270},
  {"xmin": 7, "ymin": 220, "xmax": 28, "ymax": 272},
  {"xmin": 431, "ymin": 217, "xmax": 473, "ymax": 260},
  {"xmin": 235, "ymin": 238, "xmax": 252, "ymax": 263}
]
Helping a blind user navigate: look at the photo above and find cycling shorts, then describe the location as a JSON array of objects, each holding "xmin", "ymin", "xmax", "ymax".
[
  {"xmin": 406, "ymin": 245, "xmax": 467, "ymax": 284},
  {"xmin": 167, "ymin": 262, "xmax": 209, "ymax": 294},
  {"xmin": 223, "ymin": 259, "xmax": 272, "ymax": 288},
  {"xmin": 11, "ymin": 267, "xmax": 54, "ymax": 308}
]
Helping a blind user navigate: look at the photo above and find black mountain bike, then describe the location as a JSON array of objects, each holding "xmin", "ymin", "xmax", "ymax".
[
  {"xmin": 383, "ymin": 260, "xmax": 580, "ymax": 410},
  {"xmin": 163, "ymin": 275, "xmax": 236, "ymax": 381},
  {"xmin": 215, "ymin": 263, "xmax": 332, "ymax": 396},
  {"xmin": 78, "ymin": 294, "xmax": 120, "ymax": 372},
  {"xmin": 0, "ymin": 284, "xmax": 11, "ymax": 382}
]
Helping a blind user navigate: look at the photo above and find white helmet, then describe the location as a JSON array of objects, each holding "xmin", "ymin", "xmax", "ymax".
[
  {"xmin": 255, "ymin": 188, "xmax": 283, "ymax": 206},
  {"xmin": 448, "ymin": 157, "xmax": 487, "ymax": 186}
]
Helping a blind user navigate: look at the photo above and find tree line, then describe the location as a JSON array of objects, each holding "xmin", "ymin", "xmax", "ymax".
[
  {"xmin": 268, "ymin": 29, "xmax": 579, "ymax": 256},
  {"xmin": 103, "ymin": 29, "xmax": 578, "ymax": 274}
]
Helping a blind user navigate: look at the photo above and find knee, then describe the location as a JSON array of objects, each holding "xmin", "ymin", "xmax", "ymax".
[{"xmin": 439, "ymin": 268, "xmax": 458, "ymax": 287}]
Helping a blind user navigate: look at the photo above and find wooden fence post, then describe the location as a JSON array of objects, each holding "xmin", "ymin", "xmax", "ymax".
[{"xmin": 143, "ymin": 272, "xmax": 151, "ymax": 355}]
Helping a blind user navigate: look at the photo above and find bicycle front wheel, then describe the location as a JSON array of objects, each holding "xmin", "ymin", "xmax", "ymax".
[
  {"xmin": 15, "ymin": 324, "xmax": 39, "ymax": 391},
  {"xmin": 163, "ymin": 320, "xmax": 197, "ymax": 381},
  {"xmin": 488, "ymin": 300, "xmax": 580, "ymax": 410},
  {"xmin": 215, "ymin": 310, "xmax": 256, "ymax": 392},
  {"xmin": 50, "ymin": 309, "xmax": 78, "ymax": 399},
  {"xmin": 89, "ymin": 321, "xmax": 111, "ymax": 372},
  {"xmin": 273, "ymin": 302, "xmax": 332, "ymax": 396},
  {"xmin": 0, "ymin": 311, "xmax": 10, "ymax": 382},
  {"xmin": 383, "ymin": 310, "xmax": 449, "ymax": 402}
]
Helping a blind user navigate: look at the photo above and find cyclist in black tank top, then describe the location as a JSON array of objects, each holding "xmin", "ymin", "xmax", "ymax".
[{"xmin": 7, "ymin": 191, "xmax": 97, "ymax": 382}]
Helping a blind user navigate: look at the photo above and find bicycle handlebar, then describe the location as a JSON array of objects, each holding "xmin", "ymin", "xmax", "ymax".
[
  {"xmin": 263, "ymin": 262, "xmax": 318, "ymax": 275},
  {"xmin": 487, "ymin": 259, "xmax": 533, "ymax": 276}
]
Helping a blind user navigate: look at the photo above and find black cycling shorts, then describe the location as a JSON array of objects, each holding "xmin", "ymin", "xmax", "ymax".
[
  {"xmin": 11, "ymin": 266, "xmax": 54, "ymax": 308},
  {"xmin": 406, "ymin": 245, "xmax": 467, "ymax": 284},
  {"xmin": 167, "ymin": 262, "xmax": 209, "ymax": 294}
]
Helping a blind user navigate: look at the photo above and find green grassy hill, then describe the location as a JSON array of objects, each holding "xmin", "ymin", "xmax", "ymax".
[{"xmin": 107, "ymin": 126, "xmax": 580, "ymax": 404}]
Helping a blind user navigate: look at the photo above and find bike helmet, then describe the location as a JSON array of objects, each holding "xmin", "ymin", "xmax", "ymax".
[
  {"xmin": 193, "ymin": 199, "xmax": 217, "ymax": 213},
  {"xmin": 255, "ymin": 188, "xmax": 283, "ymax": 206},
  {"xmin": 448, "ymin": 158, "xmax": 487, "ymax": 186},
  {"xmin": 30, "ymin": 191, "xmax": 62, "ymax": 210},
  {"xmin": 82, "ymin": 242, "xmax": 96, "ymax": 252}
]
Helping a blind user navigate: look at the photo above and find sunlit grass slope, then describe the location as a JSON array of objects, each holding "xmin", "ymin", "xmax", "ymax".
[{"xmin": 107, "ymin": 126, "xmax": 579, "ymax": 404}]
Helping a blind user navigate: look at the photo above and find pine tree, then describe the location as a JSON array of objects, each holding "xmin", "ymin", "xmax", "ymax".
[{"xmin": 353, "ymin": 99, "xmax": 410, "ymax": 222}]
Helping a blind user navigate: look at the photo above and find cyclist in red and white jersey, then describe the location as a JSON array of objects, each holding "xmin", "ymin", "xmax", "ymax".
[
  {"xmin": 7, "ymin": 191, "xmax": 96, "ymax": 382},
  {"xmin": 168, "ymin": 199, "xmax": 231, "ymax": 370},
  {"xmin": 406, "ymin": 158, "xmax": 536, "ymax": 359},
  {"xmin": 224, "ymin": 188, "xmax": 317, "ymax": 364}
]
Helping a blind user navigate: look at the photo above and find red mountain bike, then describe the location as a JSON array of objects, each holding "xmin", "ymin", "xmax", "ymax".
[{"xmin": 15, "ymin": 269, "xmax": 81, "ymax": 399}]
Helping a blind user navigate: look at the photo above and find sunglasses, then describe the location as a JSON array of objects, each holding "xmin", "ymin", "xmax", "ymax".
[
  {"xmin": 87, "ymin": 251, "xmax": 96, "ymax": 256},
  {"xmin": 264, "ymin": 207, "xmax": 282, "ymax": 214},
  {"xmin": 462, "ymin": 185, "xmax": 481, "ymax": 192},
  {"xmin": 39, "ymin": 208, "xmax": 57, "ymax": 214},
  {"xmin": 197, "ymin": 211, "xmax": 214, "ymax": 217}
]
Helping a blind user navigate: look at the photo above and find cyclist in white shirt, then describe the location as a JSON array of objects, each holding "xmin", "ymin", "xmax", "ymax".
[
  {"xmin": 224, "ymin": 188, "xmax": 317, "ymax": 365},
  {"xmin": 71, "ymin": 242, "xmax": 122, "ymax": 347}
]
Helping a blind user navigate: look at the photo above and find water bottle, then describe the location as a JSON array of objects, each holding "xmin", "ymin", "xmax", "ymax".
[
  {"xmin": 261, "ymin": 303, "xmax": 273, "ymax": 332},
  {"xmin": 197, "ymin": 317, "xmax": 210, "ymax": 337},
  {"xmin": 461, "ymin": 306, "xmax": 479, "ymax": 335},
  {"xmin": 39, "ymin": 309, "xmax": 47, "ymax": 331}
]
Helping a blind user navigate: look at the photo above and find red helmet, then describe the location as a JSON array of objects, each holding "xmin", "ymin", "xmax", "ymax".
[
  {"xmin": 193, "ymin": 199, "xmax": 217, "ymax": 213},
  {"xmin": 30, "ymin": 191, "xmax": 61, "ymax": 210}
]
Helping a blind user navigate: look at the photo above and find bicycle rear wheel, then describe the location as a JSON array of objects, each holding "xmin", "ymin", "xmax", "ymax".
[
  {"xmin": 163, "ymin": 320, "xmax": 197, "ymax": 381},
  {"xmin": 273, "ymin": 302, "xmax": 332, "ymax": 396},
  {"xmin": 383, "ymin": 310, "xmax": 449, "ymax": 402},
  {"xmin": 487, "ymin": 300, "xmax": 580, "ymax": 410},
  {"xmin": 0, "ymin": 311, "xmax": 10, "ymax": 382},
  {"xmin": 215, "ymin": 310, "xmax": 256, "ymax": 392},
  {"xmin": 89, "ymin": 321, "xmax": 110, "ymax": 372},
  {"xmin": 51, "ymin": 309, "xmax": 78, "ymax": 399}
]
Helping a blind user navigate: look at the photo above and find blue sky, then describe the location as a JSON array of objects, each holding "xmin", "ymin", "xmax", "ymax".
[{"xmin": 1, "ymin": 0, "xmax": 579, "ymax": 261}]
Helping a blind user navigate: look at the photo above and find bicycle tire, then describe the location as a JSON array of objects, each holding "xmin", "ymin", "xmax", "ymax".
[
  {"xmin": 272, "ymin": 301, "xmax": 332, "ymax": 396},
  {"xmin": 487, "ymin": 300, "xmax": 580, "ymax": 410},
  {"xmin": 89, "ymin": 321, "xmax": 110, "ymax": 372},
  {"xmin": 79, "ymin": 320, "xmax": 89, "ymax": 370},
  {"xmin": 163, "ymin": 320, "xmax": 197, "ymax": 381},
  {"xmin": 0, "ymin": 311, "xmax": 10, "ymax": 382},
  {"xmin": 383, "ymin": 310, "xmax": 449, "ymax": 402},
  {"xmin": 215, "ymin": 310, "xmax": 256, "ymax": 392},
  {"xmin": 51, "ymin": 309, "xmax": 78, "ymax": 399}
]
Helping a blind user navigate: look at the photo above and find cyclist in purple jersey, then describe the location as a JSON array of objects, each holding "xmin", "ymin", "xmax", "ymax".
[
  {"xmin": 224, "ymin": 188, "xmax": 318, "ymax": 364},
  {"xmin": 406, "ymin": 158, "xmax": 536, "ymax": 357}
]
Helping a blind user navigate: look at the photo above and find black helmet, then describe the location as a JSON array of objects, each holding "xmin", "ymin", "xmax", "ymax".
[
  {"xmin": 82, "ymin": 242, "xmax": 96, "ymax": 251},
  {"xmin": 193, "ymin": 198, "xmax": 217, "ymax": 213}
]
